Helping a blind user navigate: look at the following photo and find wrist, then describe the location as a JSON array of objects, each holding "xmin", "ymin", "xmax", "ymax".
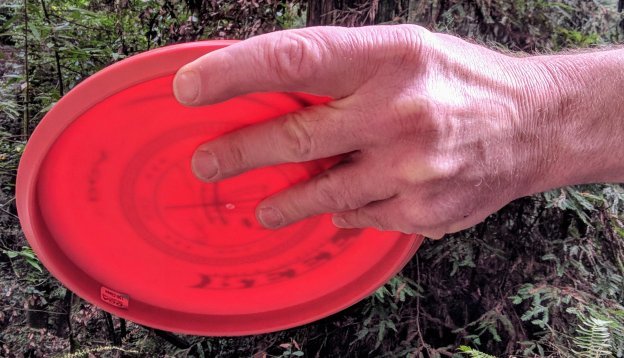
[{"xmin": 514, "ymin": 50, "xmax": 624, "ymax": 196}]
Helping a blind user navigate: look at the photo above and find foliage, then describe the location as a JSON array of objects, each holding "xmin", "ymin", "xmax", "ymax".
[
  {"xmin": 458, "ymin": 345, "xmax": 497, "ymax": 358},
  {"xmin": 0, "ymin": 132, "xmax": 23, "ymax": 178},
  {"xmin": 0, "ymin": 0, "xmax": 623, "ymax": 357},
  {"xmin": 432, "ymin": 0, "xmax": 622, "ymax": 51},
  {"xmin": 354, "ymin": 275, "xmax": 422, "ymax": 351},
  {"xmin": 59, "ymin": 345, "xmax": 140, "ymax": 358},
  {"xmin": 2, "ymin": 245, "xmax": 43, "ymax": 273},
  {"xmin": 571, "ymin": 311, "xmax": 618, "ymax": 357}
]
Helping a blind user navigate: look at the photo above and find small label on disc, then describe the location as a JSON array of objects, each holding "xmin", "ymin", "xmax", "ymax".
[{"xmin": 100, "ymin": 286, "xmax": 129, "ymax": 309}]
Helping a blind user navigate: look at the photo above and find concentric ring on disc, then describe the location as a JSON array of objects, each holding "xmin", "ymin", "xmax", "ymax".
[{"xmin": 16, "ymin": 41, "xmax": 424, "ymax": 335}]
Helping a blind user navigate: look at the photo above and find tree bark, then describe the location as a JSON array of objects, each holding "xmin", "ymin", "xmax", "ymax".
[
  {"xmin": 307, "ymin": 0, "xmax": 408, "ymax": 26},
  {"xmin": 307, "ymin": 0, "xmax": 352, "ymax": 26},
  {"xmin": 407, "ymin": 0, "xmax": 428, "ymax": 25},
  {"xmin": 374, "ymin": 0, "xmax": 395, "ymax": 23}
]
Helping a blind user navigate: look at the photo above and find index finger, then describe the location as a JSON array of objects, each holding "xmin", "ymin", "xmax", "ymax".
[{"xmin": 173, "ymin": 26, "xmax": 398, "ymax": 105}]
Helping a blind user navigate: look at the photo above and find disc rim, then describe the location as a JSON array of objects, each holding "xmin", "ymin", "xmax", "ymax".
[{"xmin": 16, "ymin": 41, "xmax": 424, "ymax": 335}]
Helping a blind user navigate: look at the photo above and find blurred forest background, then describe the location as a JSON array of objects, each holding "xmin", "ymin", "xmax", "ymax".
[{"xmin": 1, "ymin": 0, "xmax": 624, "ymax": 357}]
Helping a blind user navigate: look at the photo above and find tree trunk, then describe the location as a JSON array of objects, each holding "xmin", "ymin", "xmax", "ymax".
[
  {"xmin": 407, "ymin": 0, "xmax": 429, "ymax": 25},
  {"xmin": 374, "ymin": 0, "xmax": 396, "ymax": 23},
  {"xmin": 307, "ymin": 0, "xmax": 357, "ymax": 26},
  {"xmin": 307, "ymin": 0, "xmax": 409, "ymax": 26}
]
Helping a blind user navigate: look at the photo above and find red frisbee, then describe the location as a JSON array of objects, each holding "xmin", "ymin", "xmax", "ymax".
[{"xmin": 16, "ymin": 41, "xmax": 424, "ymax": 336}]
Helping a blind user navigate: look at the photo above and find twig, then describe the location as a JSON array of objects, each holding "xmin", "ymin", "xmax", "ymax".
[
  {"xmin": 40, "ymin": 0, "xmax": 65, "ymax": 96},
  {"xmin": 115, "ymin": 0, "xmax": 126, "ymax": 55},
  {"xmin": 60, "ymin": 64, "xmax": 88, "ymax": 78},
  {"xmin": 1, "ymin": 196, "xmax": 16, "ymax": 206},
  {"xmin": 119, "ymin": 318, "xmax": 127, "ymax": 339},
  {"xmin": 104, "ymin": 311, "xmax": 121, "ymax": 346},
  {"xmin": 22, "ymin": 0, "xmax": 29, "ymax": 139},
  {"xmin": 416, "ymin": 311, "xmax": 458, "ymax": 331},
  {"xmin": 3, "ymin": 307, "xmax": 65, "ymax": 315},
  {"xmin": 150, "ymin": 326, "xmax": 203, "ymax": 356},
  {"xmin": 434, "ymin": 347, "xmax": 455, "ymax": 357},
  {"xmin": 0, "ymin": 206, "xmax": 18, "ymax": 220},
  {"xmin": 49, "ymin": 12, "xmax": 113, "ymax": 33},
  {"xmin": 149, "ymin": 327, "xmax": 191, "ymax": 349},
  {"xmin": 146, "ymin": 11, "xmax": 160, "ymax": 50},
  {"xmin": 59, "ymin": 345, "xmax": 139, "ymax": 358},
  {"xmin": 62, "ymin": 289, "xmax": 76, "ymax": 352},
  {"xmin": 414, "ymin": 256, "xmax": 430, "ymax": 354}
]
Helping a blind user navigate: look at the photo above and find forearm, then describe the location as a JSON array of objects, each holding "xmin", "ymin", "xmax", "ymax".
[{"xmin": 523, "ymin": 49, "xmax": 624, "ymax": 193}]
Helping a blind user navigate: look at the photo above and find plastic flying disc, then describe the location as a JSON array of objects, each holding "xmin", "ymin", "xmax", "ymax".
[{"xmin": 16, "ymin": 41, "xmax": 424, "ymax": 336}]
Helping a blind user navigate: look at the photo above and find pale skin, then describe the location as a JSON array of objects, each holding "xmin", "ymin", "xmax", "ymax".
[{"xmin": 172, "ymin": 25, "xmax": 624, "ymax": 239}]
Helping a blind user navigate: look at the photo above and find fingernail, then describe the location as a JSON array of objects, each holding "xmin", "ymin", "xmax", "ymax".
[
  {"xmin": 332, "ymin": 215, "xmax": 350, "ymax": 228},
  {"xmin": 192, "ymin": 150, "xmax": 219, "ymax": 181},
  {"xmin": 258, "ymin": 207, "xmax": 284, "ymax": 228},
  {"xmin": 173, "ymin": 69, "xmax": 200, "ymax": 105}
]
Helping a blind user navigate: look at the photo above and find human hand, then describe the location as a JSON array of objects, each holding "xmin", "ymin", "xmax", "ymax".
[{"xmin": 172, "ymin": 25, "xmax": 564, "ymax": 239}]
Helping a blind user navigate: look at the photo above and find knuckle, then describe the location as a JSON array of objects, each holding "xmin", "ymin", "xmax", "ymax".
[
  {"xmin": 424, "ymin": 107, "xmax": 457, "ymax": 139},
  {"xmin": 401, "ymin": 206, "xmax": 420, "ymax": 230},
  {"xmin": 314, "ymin": 174, "xmax": 354, "ymax": 211},
  {"xmin": 373, "ymin": 25, "xmax": 430, "ymax": 70},
  {"xmin": 403, "ymin": 193, "xmax": 457, "ymax": 232},
  {"xmin": 391, "ymin": 25, "xmax": 428, "ymax": 60},
  {"xmin": 397, "ymin": 156, "xmax": 460, "ymax": 184},
  {"xmin": 221, "ymin": 137, "xmax": 248, "ymax": 174},
  {"xmin": 266, "ymin": 32, "xmax": 320, "ymax": 84},
  {"xmin": 388, "ymin": 95, "xmax": 436, "ymax": 134},
  {"xmin": 402, "ymin": 200, "xmax": 435, "ymax": 229},
  {"xmin": 388, "ymin": 93, "xmax": 458, "ymax": 145},
  {"xmin": 280, "ymin": 114, "xmax": 313, "ymax": 161},
  {"xmin": 399, "ymin": 223, "xmax": 421, "ymax": 235},
  {"xmin": 367, "ymin": 211, "xmax": 389, "ymax": 231},
  {"xmin": 430, "ymin": 157, "xmax": 462, "ymax": 179}
]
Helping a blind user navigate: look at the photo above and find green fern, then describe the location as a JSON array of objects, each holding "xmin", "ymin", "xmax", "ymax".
[
  {"xmin": 458, "ymin": 345, "xmax": 496, "ymax": 358},
  {"xmin": 572, "ymin": 314, "xmax": 614, "ymax": 358},
  {"xmin": 58, "ymin": 345, "xmax": 139, "ymax": 358}
]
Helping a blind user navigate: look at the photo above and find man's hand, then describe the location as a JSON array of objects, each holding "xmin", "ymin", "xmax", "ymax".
[{"xmin": 172, "ymin": 25, "xmax": 624, "ymax": 238}]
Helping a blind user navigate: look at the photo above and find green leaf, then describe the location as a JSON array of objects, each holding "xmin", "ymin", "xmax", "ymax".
[
  {"xmin": 458, "ymin": 345, "xmax": 495, "ymax": 358},
  {"xmin": 355, "ymin": 328, "xmax": 368, "ymax": 340},
  {"xmin": 19, "ymin": 248, "xmax": 35, "ymax": 259},
  {"xmin": 40, "ymin": 101, "xmax": 57, "ymax": 113},
  {"xmin": 25, "ymin": 257, "xmax": 43, "ymax": 273},
  {"xmin": 510, "ymin": 295, "xmax": 523, "ymax": 305},
  {"xmin": 4, "ymin": 250, "xmax": 18, "ymax": 258},
  {"xmin": 30, "ymin": 26, "xmax": 41, "ymax": 41}
]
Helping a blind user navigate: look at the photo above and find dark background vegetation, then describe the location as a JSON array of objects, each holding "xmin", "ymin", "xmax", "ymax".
[{"xmin": 1, "ymin": 0, "xmax": 624, "ymax": 357}]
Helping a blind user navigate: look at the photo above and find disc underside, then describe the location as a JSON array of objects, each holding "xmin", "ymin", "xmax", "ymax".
[{"xmin": 16, "ymin": 41, "xmax": 423, "ymax": 335}]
